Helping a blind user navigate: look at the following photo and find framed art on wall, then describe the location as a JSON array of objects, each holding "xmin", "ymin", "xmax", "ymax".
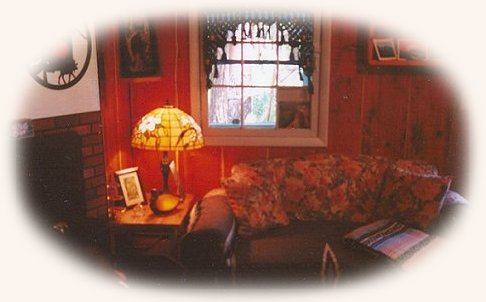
[
  {"xmin": 119, "ymin": 17, "xmax": 159, "ymax": 78},
  {"xmin": 366, "ymin": 25, "xmax": 435, "ymax": 68},
  {"xmin": 29, "ymin": 25, "xmax": 92, "ymax": 90},
  {"xmin": 372, "ymin": 38, "xmax": 397, "ymax": 61},
  {"xmin": 115, "ymin": 167, "xmax": 145, "ymax": 207}
]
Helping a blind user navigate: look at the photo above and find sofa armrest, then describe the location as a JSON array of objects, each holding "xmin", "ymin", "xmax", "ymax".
[
  {"xmin": 428, "ymin": 190, "xmax": 468, "ymax": 235},
  {"xmin": 180, "ymin": 192, "xmax": 236, "ymax": 274}
]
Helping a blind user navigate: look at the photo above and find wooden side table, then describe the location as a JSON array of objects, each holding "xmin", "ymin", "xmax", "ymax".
[{"xmin": 109, "ymin": 194, "xmax": 195, "ymax": 262}]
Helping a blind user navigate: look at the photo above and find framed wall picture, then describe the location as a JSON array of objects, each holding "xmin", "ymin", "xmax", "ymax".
[
  {"xmin": 29, "ymin": 25, "xmax": 92, "ymax": 90},
  {"xmin": 366, "ymin": 25, "xmax": 435, "ymax": 68},
  {"xmin": 372, "ymin": 38, "xmax": 397, "ymax": 61},
  {"xmin": 119, "ymin": 17, "xmax": 159, "ymax": 78},
  {"xmin": 115, "ymin": 167, "xmax": 145, "ymax": 207},
  {"xmin": 397, "ymin": 39, "xmax": 428, "ymax": 61}
]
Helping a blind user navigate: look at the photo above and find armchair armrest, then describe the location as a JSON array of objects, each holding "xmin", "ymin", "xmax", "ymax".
[{"xmin": 180, "ymin": 192, "xmax": 236, "ymax": 276}]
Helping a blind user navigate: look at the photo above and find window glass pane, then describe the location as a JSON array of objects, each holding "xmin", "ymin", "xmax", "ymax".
[
  {"xmin": 208, "ymin": 87, "xmax": 242, "ymax": 127},
  {"xmin": 242, "ymin": 43, "xmax": 277, "ymax": 60},
  {"xmin": 278, "ymin": 44, "xmax": 291, "ymax": 61},
  {"xmin": 278, "ymin": 101, "xmax": 311, "ymax": 129},
  {"xmin": 242, "ymin": 88, "xmax": 276, "ymax": 128},
  {"xmin": 278, "ymin": 44, "xmax": 300, "ymax": 62},
  {"xmin": 278, "ymin": 64, "xmax": 304, "ymax": 86},
  {"xmin": 243, "ymin": 64, "xmax": 277, "ymax": 86},
  {"xmin": 210, "ymin": 64, "xmax": 242, "ymax": 86},
  {"xmin": 224, "ymin": 43, "xmax": 241, "ymax": 60}
]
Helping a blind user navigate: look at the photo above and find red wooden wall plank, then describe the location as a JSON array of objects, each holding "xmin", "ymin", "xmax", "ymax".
[
  {"xmin": 99, "ymin": 26, "xmax": 133, "ymax": 175},
  {"xmin": 327, "ymin": 21, "xmax": 363, "ymax": 156},
  {"xmin": 361, "ymin": 74, "xmax": 410, "ymax": 158},
  {"xmin": 406, "ymin": 76, "xmax": 452, "ymax": 173},
  {"xmin": 182, "ymin": 146, "xmax": 222, "ymax": 200},
  {"xmin": 446, "ymin": 102, "xmax": 468, "ymax": 192},
  {"xmin": 267, "ymin": 147, "xmax": 324, "ymax": 159},
  {"xmin": 221, "ymin": 147, "xmax": 268, "ymax": 177}
]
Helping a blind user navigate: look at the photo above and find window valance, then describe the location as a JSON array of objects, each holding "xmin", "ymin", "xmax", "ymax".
[{"xmin": 202, "ymin": 12, "xmax": 315, "ymax": 93}]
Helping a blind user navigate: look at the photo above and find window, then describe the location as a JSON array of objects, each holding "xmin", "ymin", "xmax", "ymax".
[{"xmin": 190, "ymin": 13, "xmax": 330, "ymax": 146}]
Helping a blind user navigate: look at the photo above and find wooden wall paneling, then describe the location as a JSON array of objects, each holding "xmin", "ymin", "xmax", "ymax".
[
  {"xmin": 361, "ymin": 74, "xmax": 410, "ymax": 158},
  {"xmin": 446, "ymin": 102, "xmax": 468, "ymax": 193},
  {"xmin": 268, "ymin": 147, "xmax": 325, "ymax": 159},
  {"xmin": 99, "ymin": 28, "xmax": 133, "ymax": 180},
  {"xmin": 182, "ymin": 146, "xmax": 223, "ymax": 200},
  {"xmin": 175, "ymin": 19, "xmax": 191, "ymax": 113},
  {"xmin": 327, "ymin": 75, "xmax": 364, "ymax": 155},
  {"xmin": 329, "ymin": 20, "xmax": 362, "ymax": 77},
  {"xmin": 406, "ymin": 76, "xmax": 452, "ymax": 174},
  {"xmin": 98, "ymin": 17, "xmax": 463, "ymax": 202},
  {"xmin": 221, "ymin": 147, "xmax": 268, "ymax": 177},
  {"xmin": 129, "ymin": 81, "xmax": 167, "ymax": 122},
  {"xmin": 327, "ymin": 22, "xmax": 363, "ymax": 155}
]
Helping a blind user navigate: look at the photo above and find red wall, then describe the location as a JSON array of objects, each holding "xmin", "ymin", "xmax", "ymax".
[{"xmin": 98, "ymin": 17, "xmax": 467, "ymax": 201}]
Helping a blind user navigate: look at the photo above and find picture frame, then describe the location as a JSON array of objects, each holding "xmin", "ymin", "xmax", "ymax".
[
  {"xmin": 364, "ymin": 25, "xmax": 436, "ymax": 70},
  {"xmin": 115, "ymin": 167, "xmax": 145, "ymax": 207},
  {"xmin": 397, "ymin": 39, "xmax": 428, "ymax": 61},
  {"xmin": 119, "ymin": 17, "xmax": 159, "ymax": 78},
  {"xmin": 373, "ymin": 38, "xmax": 397, "ymax": 61}
]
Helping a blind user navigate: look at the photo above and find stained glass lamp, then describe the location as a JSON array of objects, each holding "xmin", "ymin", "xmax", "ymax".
[{"xmin": 131, "ymin": 105, "xmax": 203, "ymax": 214}]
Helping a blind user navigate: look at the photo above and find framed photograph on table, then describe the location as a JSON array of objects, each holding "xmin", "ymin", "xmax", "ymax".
[
  {"xmin": 115, "ymin": 167, "xmax": 145, "ymax": 207},
  {"xmin": 119, "ymin": 17, "xmax": 159, "ymax": 78}
]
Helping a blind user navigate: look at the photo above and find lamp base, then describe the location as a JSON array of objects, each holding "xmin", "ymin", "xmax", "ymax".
[{"xmin": 149, "ymin": 190, "xmax": 182, "ymax": 215}]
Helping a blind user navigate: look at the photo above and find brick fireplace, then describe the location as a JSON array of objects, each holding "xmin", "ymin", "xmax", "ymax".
[{"xmin": 27, "ymin": 111, "xmax": 107, "ymax": 219}]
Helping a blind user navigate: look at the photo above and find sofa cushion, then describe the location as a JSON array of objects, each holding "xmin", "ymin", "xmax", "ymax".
[
  {"xmin": 272, "ymin": 156, "xmax": 337, "ymax": 221},
  {"xmin": 376, "ymin": 169, "xmax": 452, "ymax": 230},
  {"xmin": 221, "ymin": 163, "xmax": 289, "ymax": 237},
  {"xmin": 235, "ymin": 220, "xmax": 384, "ymax": 281},
  {"xmin": 274, "ymin": 154, "xmax": 389, "ymax": 224},
  {"xmin": 224, "ymin": 154, "xmax": 443, "ymax": 231}
]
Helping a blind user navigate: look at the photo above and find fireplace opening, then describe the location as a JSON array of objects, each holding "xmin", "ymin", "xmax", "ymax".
[{"xmin": 16, "ymin": 131, "xmax": 109, "ymax": 257}]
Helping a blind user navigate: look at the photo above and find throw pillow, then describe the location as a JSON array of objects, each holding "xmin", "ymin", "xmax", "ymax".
[
  {"xmin": 273, "ymin": 156, "xmax": 344, "ymax": 221},
  {"xmin": 343, "ymin": 155, "xmax": 390, "ymax": 223},
  {"xmin": 377, "ymin": 169, "xmax": 452, "ymax": 230},
  {"xmin": 221, "ymin": 165, "xmax": 289, "ymax": 236},
  {"xmin": 394, "ymin": 159, "xmax": 439, "ymax": 176}
]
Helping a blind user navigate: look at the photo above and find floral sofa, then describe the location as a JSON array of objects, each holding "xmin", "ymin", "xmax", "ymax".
[{"xmin": 180, "ymin": 153, "xmax": 467, "ymax": 284}]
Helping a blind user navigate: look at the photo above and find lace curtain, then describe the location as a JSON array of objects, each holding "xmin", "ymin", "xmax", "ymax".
[{"xmin": 202, "ymin": 12, "xmax": 315, "ymax": 93}]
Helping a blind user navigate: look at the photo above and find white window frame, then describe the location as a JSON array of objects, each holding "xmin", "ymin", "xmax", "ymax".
[{"xmin": 189, "ymin": 15, "xmax": 330, "ymax": 147}]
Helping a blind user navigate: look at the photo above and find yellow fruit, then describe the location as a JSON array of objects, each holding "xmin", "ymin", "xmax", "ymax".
[{"xmin": 155, "ymin": 194, "xmax": 179, "ymax": 212}]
